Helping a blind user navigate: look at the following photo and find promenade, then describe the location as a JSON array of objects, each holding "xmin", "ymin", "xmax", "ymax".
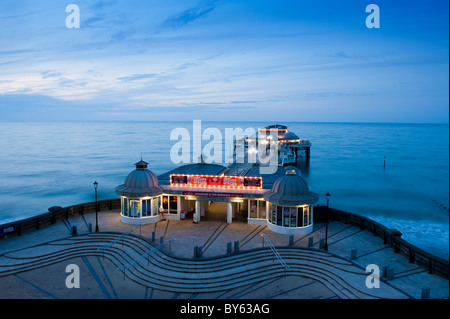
[{"xmin": 0, "ymin": 209, "xmax": 448, "ymax": 299}]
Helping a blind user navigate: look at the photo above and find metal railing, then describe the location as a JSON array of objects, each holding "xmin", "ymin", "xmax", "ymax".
[{"xmin": 260, "ymin": 233, "xmax": 290, "ymax": 271}]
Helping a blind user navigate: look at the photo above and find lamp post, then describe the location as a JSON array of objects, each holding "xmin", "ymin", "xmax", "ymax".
[
  {"xmin": 94, "ymin": 181, "xmax": 99, "ymax": 232},
  {"xmin": 324, "ymin": 192, "xmax": 331, "ymax": 251}
]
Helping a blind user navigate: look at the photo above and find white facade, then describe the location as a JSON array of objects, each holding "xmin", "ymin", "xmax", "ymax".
[
  {"xmin": 116, "ymin": 161, "xmax": 317, "ymax": 237},
  {"xmin": 119, "ymin": 195, "xmax": 184, "ymax": 224},
  {"xmin": 119, "ymin": 194, "xmax": 314, "ymax": 236}
]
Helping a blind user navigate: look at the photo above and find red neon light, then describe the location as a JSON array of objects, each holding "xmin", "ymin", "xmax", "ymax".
[{"xmin": 170, "ymin": 174, "xmax": 262, "ymax": 189}]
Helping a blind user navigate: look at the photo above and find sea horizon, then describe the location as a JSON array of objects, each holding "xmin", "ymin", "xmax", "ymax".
[{"xmin": 0, "ymin": 120, "xmax": 448, "ymax": 125}]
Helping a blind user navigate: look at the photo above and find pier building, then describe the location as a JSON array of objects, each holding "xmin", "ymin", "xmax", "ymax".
[
  {"xmin": 116, "ymin": 159, "xmax": 318, "ymax": 236},
  {"xmin": 115, "ymin": 160, "xmax": 164, "ymax": 225},
  {"xmin": 243, "ymin": 124, "xmax": 311, "ymax": 166}
]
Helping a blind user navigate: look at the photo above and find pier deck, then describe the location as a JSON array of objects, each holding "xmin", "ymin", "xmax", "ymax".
[{"xmin": 0, "ymin": 209, "xmax": 448, "ymax": 299}]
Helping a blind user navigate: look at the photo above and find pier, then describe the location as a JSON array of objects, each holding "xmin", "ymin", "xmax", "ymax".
[
  {"xmin": 258, "ymin": 124, "xmax": 311, "ymax": 165},
  {"xmin": 237, "ymin": 124, "xmax": 311, "ymax": 166},
  {"xmin": 0, "ymin": 201, "xmax": 448, "ymax": 299}
]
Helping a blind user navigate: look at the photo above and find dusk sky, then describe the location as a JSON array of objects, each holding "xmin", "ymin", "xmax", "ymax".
[{"xmin": 0, "ymin": 0, "xmax": 448, "ymax": 123}]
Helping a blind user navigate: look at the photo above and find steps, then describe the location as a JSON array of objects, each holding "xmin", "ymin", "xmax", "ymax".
[{"xmin": 0, "ymin": 232, "xmax": 409, "ymax": 299}]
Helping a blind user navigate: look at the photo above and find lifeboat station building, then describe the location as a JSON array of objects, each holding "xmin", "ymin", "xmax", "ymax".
[{"xmin": 115, "ymin": 160, "xmax": 319, "ymax": 236}]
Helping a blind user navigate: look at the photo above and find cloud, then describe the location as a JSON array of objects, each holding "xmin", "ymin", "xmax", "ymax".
[
  {"xmin": 111, "ymin": 29, "xmax": 133, "ymax": 41},
  {"xmin": 83, "ymin": 0, "xmax": 120, "ymax": 28},
  {"xmin": 90, "ymin": 0, "xmax": 117, "ymax": 10},
  {"xmin": 230, "ymin": 100, "xmax": 262, "ymax": 104},
  {"xmin": 41, "ymin": 71, "xmax": 63, "ymax": 79},
  {"xmin": 305, "ymin": 92, "xmax": 353, "ymax": 98},
  {"xmin": 0, "ymin": 49, "xmax": 35, "ymax": 55},
  {"xmin": 0, "ymin": 93, "xmax": 96, "ymax": 121},
  {"xmin": 110, "ymin": 104, "xmax": 256, "ymax": 113},
  {"xmin": 83, "ymin": 13, "xmax": 106, "ymax": 28},
  {"xmin": 162, "ymin": 0, "xmax": 220, "ymax": 29},
  {"xmin": 175, "ymin": 62, "xmax": 200, "ymax": 71},
  {"xmin": 117, "ymin": 74, "xmax": 158, "ymax": 82},
  {"xmin": 333, "ymin": 51, "xmax": 352, "ymax": 59}
]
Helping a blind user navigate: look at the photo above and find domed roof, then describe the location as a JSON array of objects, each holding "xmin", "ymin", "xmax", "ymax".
[
  {"xmin": 115, "ymin": 160, "xmax": 163, "ymax": 198},
  {"xmin": 263, "ymin": 166, "xmax": 319, "ymax": 206}
]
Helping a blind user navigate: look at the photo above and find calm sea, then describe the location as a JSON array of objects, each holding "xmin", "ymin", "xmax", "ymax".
[{"xmin": 0, "ymin": 121, "xmax": 448, "ymax": 259}]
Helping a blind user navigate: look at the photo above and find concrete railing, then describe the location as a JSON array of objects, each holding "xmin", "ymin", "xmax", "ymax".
[
  {"xmin": 0, "ymin": 198, "xmax": 121, "ymax": 238},
  {"xmin": 314, "ymin": 205, "xmax": 449, "ymax": 280}
]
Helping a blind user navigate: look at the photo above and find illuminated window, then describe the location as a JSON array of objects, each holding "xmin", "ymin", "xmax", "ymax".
[
  {"xmin": 169, "ymin": 196, "xmax": 177, "ymax": 214},
  {"xmin": 162, "ymin": 196, "xmax": 169, "ymax": 211},
  {"xmin": 267, "ymin": 204, "xmax": 312, "ymax": 228},
  {"xmin": 303, "ymin": 206, "xmax": 310, "ymax": 226},
  {"xmin": 290, "ymin": 207, "xmax": 297, "ymax": 227},
  {"xmin": 270, "ymin": 204, "xmax": 276, "ymax": 224},
  {"xmin": 129, "ymin": 199, "xmax": 140, "ymax": 218},
  {"xmin": 152, "ymin": 197, "xmax": 159, "ymax": 216},
  {"xmin": 276, "ymin": 206, "xmax": 282, "ymax": 226},
  {"xmin": 259, "ymin": 201, "xmax": 266, "ymax": 219},
  {"xmin": 161, "ymin": 195, "xmax": 178, "ymax": 214},
  {"xmin": 249, "ymin": 200, "xmax": 257, "ymax": 218},
  {"xmin": 142, "ymin": 199, "xmax": 152, "ymax": 217},
  {"xmin": 122, "ymin": 198, "xmax": 128, "ymax": 216}
]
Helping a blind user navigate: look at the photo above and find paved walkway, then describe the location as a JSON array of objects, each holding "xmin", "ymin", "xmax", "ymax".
[{"xmin": 0, "ymin": 209, "xmax": 448, "ymax": 299}]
